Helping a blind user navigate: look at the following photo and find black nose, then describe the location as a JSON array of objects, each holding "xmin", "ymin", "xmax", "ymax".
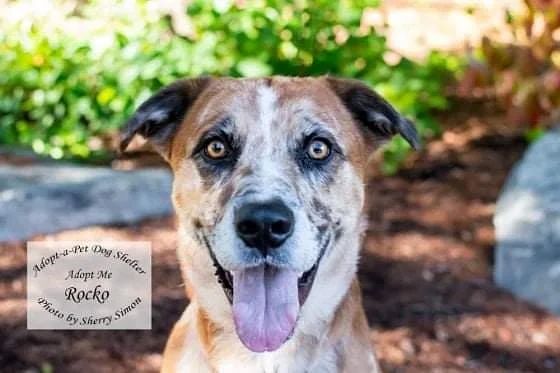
[{"xmin": 235, "ymin": 199, "xmax": 294, "ymax": 252}]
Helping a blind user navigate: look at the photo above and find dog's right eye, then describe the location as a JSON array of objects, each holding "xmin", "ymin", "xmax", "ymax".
[
  {"xmin": 204, "ymin": 139, "xmax": 229, "ymax": 160},
  {"xmin": 306, "ymin": 138, "xmax": 331, "ymax": 161}
]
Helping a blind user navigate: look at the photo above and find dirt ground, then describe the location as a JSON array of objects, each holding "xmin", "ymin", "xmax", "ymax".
[{"xmin": 2, "ymin": 101, "xmax": 560, "ymax": 372}]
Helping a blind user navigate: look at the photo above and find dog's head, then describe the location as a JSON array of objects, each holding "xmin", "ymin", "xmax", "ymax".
[{"xmin": 121, "ymin": 77, "xmax": 418, "ymax": 353}]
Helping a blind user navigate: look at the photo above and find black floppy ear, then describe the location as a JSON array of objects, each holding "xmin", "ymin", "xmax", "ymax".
[
  {"xmin": 326, "ymin": 77, "xmax": 420, "ymax": 150},
  {"xmin": 119, "ymin": 77, "xmax": 211, "ymax": 159}
]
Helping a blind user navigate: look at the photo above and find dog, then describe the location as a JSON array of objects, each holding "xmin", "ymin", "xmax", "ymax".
[{"xmin": 120, "ymin": 76, "xmax": 419, "ymax": 372}]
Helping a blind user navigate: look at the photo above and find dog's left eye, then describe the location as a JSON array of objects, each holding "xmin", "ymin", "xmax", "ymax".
[
  {"xmin": 306, "ymin": 138, "xmax": 331, "ymax": 161},
  {"xmin": 204, "ymin": 139, "xmax": 229, "ymax": 160}
]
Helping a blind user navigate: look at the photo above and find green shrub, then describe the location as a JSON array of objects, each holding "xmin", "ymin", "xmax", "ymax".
[{"xmin": 0, "ymin": 0, "xmax": 459, "ymax": 171}]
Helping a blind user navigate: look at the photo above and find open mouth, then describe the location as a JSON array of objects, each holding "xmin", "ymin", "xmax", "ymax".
[
  {"xmin": 210, "ymin": 253, "xmax": 322, "ymax": 306},
  {"xmin": 205, "ymin": 235, "xmax": 330, "ymax": 352}
]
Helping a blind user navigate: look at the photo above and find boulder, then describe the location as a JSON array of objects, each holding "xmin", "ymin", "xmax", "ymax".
[
  {"xmin": 494, "ymin": 128, "xmax": 560, "ymax": 314},
  {"xmin": 0, "ymin": 164, "xmax": 173, "ymax": 241}
]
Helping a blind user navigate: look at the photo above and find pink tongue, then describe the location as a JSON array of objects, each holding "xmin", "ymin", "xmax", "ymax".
[{"xmin": 232, "ymin": 265, "xmax": 299, "ymax": 352}]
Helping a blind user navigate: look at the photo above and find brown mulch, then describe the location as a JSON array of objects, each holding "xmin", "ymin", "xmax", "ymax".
[{"xmin": 1, "ymin": 101, "xmax": 559, "ymax": 372}]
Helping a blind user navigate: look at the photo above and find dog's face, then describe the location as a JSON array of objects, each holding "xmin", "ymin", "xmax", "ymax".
[{"xmin": 121, "ymin": 77, "xmax": 418, "ymax": 353}]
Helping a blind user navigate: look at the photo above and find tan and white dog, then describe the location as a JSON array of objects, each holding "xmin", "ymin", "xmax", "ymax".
[{"xmin": 120, "ymin": 77, "xmax": 419, "ymax": 373}]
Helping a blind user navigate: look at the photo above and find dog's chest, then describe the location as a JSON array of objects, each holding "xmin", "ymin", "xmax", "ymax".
[
  {"xmin": 214, "ymin": 353, "xmax": 293, "ymax": 373},
  {"xmin": 214, "ymin": 348, "xmax": 339, "ymax": 373}
]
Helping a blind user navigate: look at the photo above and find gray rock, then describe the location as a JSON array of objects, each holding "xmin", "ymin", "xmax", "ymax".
[
  {"xmin": 494, "ymin": 128, "xmax": 560, "ymax": 314},
  {"xmin": 0, "ymin": 164, "xmax": 173, "ymax": 241}
]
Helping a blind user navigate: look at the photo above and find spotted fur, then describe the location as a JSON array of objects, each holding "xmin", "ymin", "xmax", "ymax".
[{"xmin": 121, "ymin": 76, "xmax": 418, "ymax": 373}]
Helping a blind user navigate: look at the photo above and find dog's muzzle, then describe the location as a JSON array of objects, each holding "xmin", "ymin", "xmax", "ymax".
[{"xmin": 206, "ymin": 198, "xmax": 328, "ymax": 353}]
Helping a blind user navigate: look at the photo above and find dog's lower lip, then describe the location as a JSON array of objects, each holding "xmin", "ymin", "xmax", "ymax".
[
  {"xmin": 296, "ymin": 235, "xmax": 330, "ymax": 304},
  {"xmin": 298, "ymin": 263, "xmax": 317, "ymax": 285},
  {"xmin": 210, "ymin": 254, "xmax": 234, "ymax": 303}
]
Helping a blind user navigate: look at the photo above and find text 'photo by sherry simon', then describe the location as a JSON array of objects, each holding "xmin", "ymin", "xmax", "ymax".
[{"xmin": 26, "ymin": 241, "xmax": 152, "ymax": 330}]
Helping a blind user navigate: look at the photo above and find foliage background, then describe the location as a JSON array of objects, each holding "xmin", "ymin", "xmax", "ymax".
[
  {"xmin": 0, "ymin": 0, "xmax": 459, "ymax": 173},
  {"xmin": 459, "ymin": 0, "xmax": 560, "ymax": 141}
]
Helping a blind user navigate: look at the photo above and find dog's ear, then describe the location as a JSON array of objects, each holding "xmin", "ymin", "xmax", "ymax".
[
  {"xmin": 326, "ymin": 77, "xmax": 420, "ymax": 150},
  {"xmin": 119, "ymin": 77, "xmax": 211, "ymax": 159}
]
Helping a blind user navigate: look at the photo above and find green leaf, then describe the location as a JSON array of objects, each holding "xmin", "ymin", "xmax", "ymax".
[{"xmin": 237, "ymin": 58, "xmax": 272, "ymax": 77}]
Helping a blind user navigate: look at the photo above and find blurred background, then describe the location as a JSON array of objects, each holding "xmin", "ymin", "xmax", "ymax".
[{"xmin": 1, "ymin": 0, "xmax": 559, "ymax": 371}]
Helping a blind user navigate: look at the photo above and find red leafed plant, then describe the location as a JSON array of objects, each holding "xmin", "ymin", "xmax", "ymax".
[{"xmin": 460, "ymin": 0, "xmax": 560, "ymax": 131}]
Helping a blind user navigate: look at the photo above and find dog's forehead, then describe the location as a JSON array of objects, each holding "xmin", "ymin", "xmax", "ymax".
[
  {"xmin": 170, "ymin": 77, "xmax": 363, "ymax": 165},
  {"xmin": 201, "ymin": 78, "xmax": 350, "ymax": 133}
]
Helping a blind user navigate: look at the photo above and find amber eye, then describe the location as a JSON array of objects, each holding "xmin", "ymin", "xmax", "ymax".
[
  {"xmin": 306, "ymin": 138, "xmax": 331, "ymax": 160},
  {"xmin": 204, "ymin": 139, "xmax": 228, "ymax": 159}
]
